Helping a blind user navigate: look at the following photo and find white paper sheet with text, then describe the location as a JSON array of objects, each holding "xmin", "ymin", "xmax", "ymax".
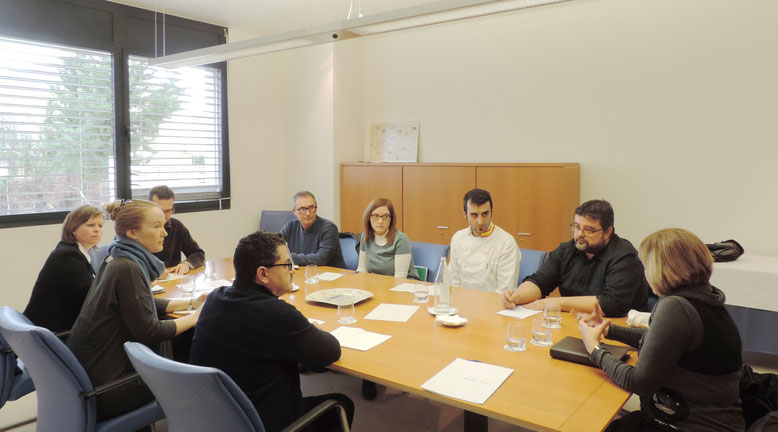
[
  {"xmin": 364, "ymin": 303, "xmax": 419, "ymax": 322},
  {"xmin": 421, "ymin": 358, "xmax": 513, "ymax": 404},
  {"xmin": 330, "ymin": 326, "xmax": 391, "ymax": 351},
  {"xmin": 497, "ymin": 306, "xmax": 542, "ymax": 320}
]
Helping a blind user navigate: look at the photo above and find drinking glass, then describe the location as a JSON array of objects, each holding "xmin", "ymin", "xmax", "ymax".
[
  {"xmin": 413, "ymin": 284, "xmax": 429, "ymax": 303},
  {"xmin": 337, "ymin": 300, "xmax": 357, "ymax": 324},
  {"xmin": 543, "ymin": 303, "xmax": 562, "ymax": 329},
  {"xmin": 304, "ymin": 265, "xmax": 319, "ymax": 297},
  {"xmin": 531, "ymin": 316, "xmax": 553, "ymax": 346},
  {"xmin": 504, "ymin": 321, "xmax": 527, "ymax": 352},
  {"xmin": 178, "ymin": 275, "xmax": 195, "ymax": 298}
]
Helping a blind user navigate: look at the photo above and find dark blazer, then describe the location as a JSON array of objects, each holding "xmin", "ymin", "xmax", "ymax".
[
  {"xmin": 190, "ymin": 280, "xmax": 341, "ymax": 432},
  {"xmin": 24, "ymin": 241, "xmax": 95, "ymax": 333}
]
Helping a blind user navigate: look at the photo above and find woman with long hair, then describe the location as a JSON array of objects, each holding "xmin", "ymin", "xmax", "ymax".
[
  {"xmin": 577, "ymin": 228, "xmax": 743, "ymax": 431},
  {"xmin": 357, "ymin": 197, "xmax": 420, "ymax": 280}
]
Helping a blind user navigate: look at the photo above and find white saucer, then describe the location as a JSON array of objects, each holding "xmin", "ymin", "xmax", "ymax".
[{"xmin": 427, "ymin": 306, "xmax": 458, "ymax": 316}]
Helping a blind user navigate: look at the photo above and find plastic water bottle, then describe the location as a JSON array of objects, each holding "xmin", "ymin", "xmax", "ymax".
[{"xmin": 433, "ymin": 257, "xmax": 454, "ymax": 314}]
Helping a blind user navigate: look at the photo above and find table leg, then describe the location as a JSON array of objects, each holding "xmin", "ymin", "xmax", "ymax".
[{"xmin": 464, "ymin": 411, "xmax": 488, "ymax": 432}]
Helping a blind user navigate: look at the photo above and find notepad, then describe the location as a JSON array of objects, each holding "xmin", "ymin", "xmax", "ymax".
[
  {"xmin": 330, "ymin": 326, "xmax": 391, "ymax": 351},
  {"xmin": 364, "ymin": 303, "xmax": 419, "ymax": 322},
  {"xmin": 497, "ymin": 306, "xmax": 541, "ymax": 320},
  {"xmin": 421, "ymin": 358, "xmax": 513, "ymax": 404}
]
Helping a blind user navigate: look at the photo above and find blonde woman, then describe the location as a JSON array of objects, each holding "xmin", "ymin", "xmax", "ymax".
[
  {"xmin": 24, "ymin": 205, "xmax": 104, "ymax": 333},
  {"xmin": 577, "ymin": 228, "xmax": 743, "ymax": 431},
  {"xmin": 68, "ymin": 200, "xmax": 205, "ymax": 420}
]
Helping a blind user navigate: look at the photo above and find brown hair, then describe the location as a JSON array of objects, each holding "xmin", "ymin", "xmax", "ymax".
[
  {"xmin": 362, "ymin": 197, "xmax": 397, "ymax": 245},
  {"xmin": 61, "ymin": 205, "xmax": 104, "ymax": 243},
  {"xmin": 105, "ymin": 200, "xmax": 160, "ymax": 238},
  {"xmin": 149, "ymin": 185, "xmax": 175, "ymax": 200},
  {"xmin": 639, "ymin": 228, "xmax": 713, "ymax": 296}
]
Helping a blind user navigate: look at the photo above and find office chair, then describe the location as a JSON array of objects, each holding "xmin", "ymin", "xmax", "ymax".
[
  {"xmin": 0, "ymin": 306, "xmax": 164, "ymax": 432},
  {"xmin": 410, "ymin": 242, "xmax": 450, "ymax": 282},
  {"xmin": 0, "ymin": 332, "xmax": 34, "ymax": 409},
  {"xmin": 124, "ymin": 342, "xmax": 350, "ymax": 432},
  {"xmin": 259, "ymin": 210, "xmax": 297, "ymax": 232},
  {"xmin": 518, "ymin": 248, "xmax": 548, "ymax": 285},
  {"xmin": 339, "ymin": 234, "xmax": 359, "ymax": 271}
]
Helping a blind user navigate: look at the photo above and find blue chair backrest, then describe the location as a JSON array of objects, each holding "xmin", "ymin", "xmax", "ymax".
[
  {"xmin": 339, "ymin": 235, "xmax": 358, "ymax": 271},
  {"xmin": 411, "ymin": 242, "xmax": 450, "ymax": 282},
  {"xmin": 0, "ymin": 331, "xmax": 34, "ymax": 408},
  {"xmin": 89, "ymin": 246, "xmax": 111, "ymax": 274},
  {"xmin": 124, "ymin": 342, "xmax": 265, "ymax": 432},
  {"xmin": 0, "ymin": 306, "xmax": 97, "ymax": 431},
  {"xmin": 259, "ymin": 210, "xmax": 296, "ymax": 232},
  {"xmin": 518, "ymin": 248, "xmax": 548, "ymax": 285}
]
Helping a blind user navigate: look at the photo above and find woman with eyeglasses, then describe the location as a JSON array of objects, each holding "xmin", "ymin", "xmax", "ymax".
[
  {"xmin": 576, "ymin": 228, "xmax": 743, "ymax": 432},
  {"xmin": 67, "ymin": 200, "xmax": 206, "ymax": 421},
  {"xmin": 24, "ymin": 205, "xmax": 104, "ymax": 334},
  {"xmin": 357, "ymin": 197, "xmax": 420, "ymax": 281}
]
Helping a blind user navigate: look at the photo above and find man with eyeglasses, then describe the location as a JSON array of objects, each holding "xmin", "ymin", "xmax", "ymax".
[
  {"xmin": 503, "ymin": 199, "xmax": 650, "ymax": 317},
  {"xmin": 149, "ymin": 185, "xmax": 205, "ymax": 275},
  {"xmin": 190, "ymin": 231, "xmax": 354, "ymax": 432},
  {"xmin": 280, "ymin": 191, "xmax": 346, "ymax": 268},
  {"xmin": 448, "ymin": 188, "xmax": 521, "ymax": 293}
]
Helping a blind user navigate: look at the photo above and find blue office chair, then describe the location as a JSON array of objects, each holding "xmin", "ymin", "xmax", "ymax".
[
  {"xmin": 89, "ymin": 246, "xmax": 111, "ymax": 274},
  {"xmin": 124, "ymin": 342, "xmax": 351, "ymax": 432},
  {"xmin": 259, "ymin": 210, "xmax": 297, "ymax": 232},
  {"xmin": 410, "ymin": 242, "xmax": 450, "ymax": 282},
  {"xmin": 518, "ymin": 248, "xmax": 548, "ymax": 285},
  {"xmin": 0, "ymin": 332, "xmax": 34, "ymax": 408},
  {"xmin": 0, "ymin": 307, "xmax": 164, "ymax": 432},
  {"xmin": 339, "ymin": 234, "xmax": 359, "ymax": 271}
]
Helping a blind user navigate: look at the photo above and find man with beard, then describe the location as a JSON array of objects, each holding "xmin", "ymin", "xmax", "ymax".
[{"xmin": 503, "ymin": 199, "xmax": 649, "ymax": 317}]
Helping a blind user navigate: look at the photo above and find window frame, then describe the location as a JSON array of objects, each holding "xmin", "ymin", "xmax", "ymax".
[{"xmin": 0, "ymin": 0, "xmax": 230, "ymax": 229}]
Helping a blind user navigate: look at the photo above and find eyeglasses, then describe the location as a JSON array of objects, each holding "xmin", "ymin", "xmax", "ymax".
[
  {"xmin": 369, "ymin": 214, "xmax": 391, "ymax": 222},
  {"xmin": 264, "ymin": 262, "xmax": 294, "ymax": 271},
  {"xmin": 296, "ymin": 205, "xmax": 317, "ymax": 214},
  {"xmin": 570, "ymin": 223, "xmax": 604, "ymax": 236}
]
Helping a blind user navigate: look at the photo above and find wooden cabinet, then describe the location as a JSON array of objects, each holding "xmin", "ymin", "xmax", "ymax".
[{"xmin": 341, "ymin": 163, "xmax": 579, "ymax": 250}]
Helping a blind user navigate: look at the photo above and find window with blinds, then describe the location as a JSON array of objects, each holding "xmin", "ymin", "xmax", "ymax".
[
  {"xmin": 128, "ymin": 56, "xmax": 223, "ymax": 201},
  {"xmin": 0, "ymin": 37, "xmax": 115, "ymax": 215}
]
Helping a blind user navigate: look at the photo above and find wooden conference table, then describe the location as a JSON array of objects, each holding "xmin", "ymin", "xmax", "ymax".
[{"xmin": 156, "ymin": 260, "xmax": 633, "ymax": 432}]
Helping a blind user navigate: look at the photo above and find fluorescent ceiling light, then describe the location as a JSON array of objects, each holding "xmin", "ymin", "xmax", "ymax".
[{"xmin": 148, "ymin": 0, "xmax": 571, "ymax": 69}]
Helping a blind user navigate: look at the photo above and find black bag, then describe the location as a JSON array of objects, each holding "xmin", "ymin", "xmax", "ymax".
[
  {"xmin": 707, "ymin": 239, "xmax": 744, "ymax": 262},
  {"xmin": 740, "ymin": 365, "xmax": 778, "ymax": 428}
]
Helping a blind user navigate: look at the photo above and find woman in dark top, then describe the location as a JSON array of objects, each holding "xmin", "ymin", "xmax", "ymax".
[
  {"xmin": 67, "ymin": 200, "xmax": 205, "ymax": 420},
  {"xmin": 577, "ymin": 228, "xmax": 744, "ymax": 432},
  {"xmin": 24, "ymin": 205, "xmax": 104, "ymax": 333}
]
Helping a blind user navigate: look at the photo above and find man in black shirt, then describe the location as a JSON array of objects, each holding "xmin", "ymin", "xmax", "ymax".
[
  {"xmin": 149, "ymin": 185, "xmax": 205, "ymax": 275},
  {"xmin": 189, "ymin": 231, "xmax": 354, "ymax": 432},
  {"xmin": 503, "ymin": 200, "xmax": 649, "ymax": 317}
]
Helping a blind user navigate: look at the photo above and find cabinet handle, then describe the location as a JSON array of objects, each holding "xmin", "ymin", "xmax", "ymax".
[
  {"xmin": 517, "ymin": 232, "xmax": 531, "ymax": 236},
  {"xmin": 437, "ymin": 226, "xmax": 449, "ymax": 230}
]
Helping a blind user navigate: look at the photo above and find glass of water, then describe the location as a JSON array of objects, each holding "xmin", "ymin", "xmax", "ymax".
[
  {"xmin": 337, "ymin": 299, "xmax": 357, "ymax": 324},
  {"xmin": 504, "ymin": 321, "xmax": 527, "ymax": 352},
  {"xmin": 178, "ymin": 275, "xmax": 195, "ymax": 298},
  {"xmin": 543, "ymin": 303, "xmax": 562, "ymax": 329},
  {"xmin": 413, "ymin": 284, "xmax": 429, "ymax": 303},
  {"xmin": 304, "ymin": 265, "xmax": 319, "ymax": 296},
  {"xmin": 531, "ymin": 315, "xmax": 553, "ymax": 346}
]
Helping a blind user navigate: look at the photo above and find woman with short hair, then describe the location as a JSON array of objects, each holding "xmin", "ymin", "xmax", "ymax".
[
  {"xmin": 357, "ymin": 197, "xmax": 420, "ymax": 280},
  {"xmin": 577, "ymin": 228, "xmax": 743, "ymax": 431},
  {"xmin": 24, "ymin": 205, "xmax": 104, "ymax": 333},
  {"xmin": 67, "ymin": 199, "xmax": 204, "ymax": 420}
]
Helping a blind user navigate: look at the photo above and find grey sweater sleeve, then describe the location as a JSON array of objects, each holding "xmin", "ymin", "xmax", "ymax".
[
  {"xmin": 591, "ymin": 297, "xmax": 702, "ymax": 395},
  {"xmin": 605, "ymin": 324, "xmax": 645, "ymax": 349}
]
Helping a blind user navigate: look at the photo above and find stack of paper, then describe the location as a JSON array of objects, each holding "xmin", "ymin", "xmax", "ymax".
[
  {"xmin": 421, "ymin": 358, "xmax": 513, "ymax": 404},
  {"xmin": 330, "ymin": 326, "xmax": 391, "ymax": 351}
]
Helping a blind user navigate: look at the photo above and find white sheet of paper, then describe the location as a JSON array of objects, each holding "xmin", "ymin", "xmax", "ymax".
[
  {"xmin": 389, "ymin": 282, "xmax": 417, "ymax": 293},
  {"xmin": 497, "ymin": 306, "xmax": 542, "ymax": 320},
  {"xmin": 308, "ymin": 318, "xmax": 325, "ymax": 325},
  {"xmin": 421, "ymin": 358, "xmax": 513, "ymax": 405},
  {"xmin": 330, "ymin": 326, "xmax": 392, "ymax": 351},
  {"xmin": 160, "ymin": 273, "xmax": 183, "ymax": 281},
  {"xmin": 197, "ymin": 278, "xmax": 232, "ymax": 292},
  {"xmin": 364, "ymin": 303, "xmax": 420, "ymax": 322},
  {"xmin": 317, "ymin": 272, "xmax": 344, "ymax": 281}
]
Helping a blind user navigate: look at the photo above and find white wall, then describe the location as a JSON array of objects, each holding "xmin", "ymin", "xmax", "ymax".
[{"xmin": 358, "ymin": 0, "xmax": 778, "ymax": 255}]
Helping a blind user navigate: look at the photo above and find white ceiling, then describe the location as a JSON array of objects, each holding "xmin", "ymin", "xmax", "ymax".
[{"xmin": 110, "ymin": 0, "xmax": 442, "ymax": 37}]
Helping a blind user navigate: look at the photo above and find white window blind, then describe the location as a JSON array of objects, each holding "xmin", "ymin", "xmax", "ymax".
[
  {"xmin": 128, "ymin": 56, "xmax": 222, "ymax": 200},
  {"xmin": 0, "ymin": 37, "xmax": 115, "ymax": 215}
]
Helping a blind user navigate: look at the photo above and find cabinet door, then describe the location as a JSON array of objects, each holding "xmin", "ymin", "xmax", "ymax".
[
  {"xmin": 341, "ymin": 165, "xmax": 403, "ymax": 233},
  {"xmin": 477, "ymin": 166, "xmax": 568, "ymax": 251},
  {"xmin": 403, "ymin": 166, "xmax": 476, "ymax": 245}
]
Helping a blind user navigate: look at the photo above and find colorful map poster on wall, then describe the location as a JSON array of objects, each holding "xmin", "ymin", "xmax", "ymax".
[{"xmin": 368, "ymin": 121, "xmax": 419, "ymax": 162}]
